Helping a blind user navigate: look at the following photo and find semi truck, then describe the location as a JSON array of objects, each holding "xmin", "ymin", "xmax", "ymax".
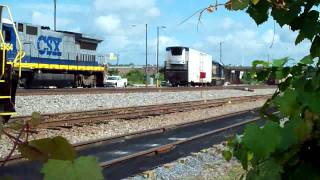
[{"xmin": 165, "ymin": 47, "xmax": 223, "ymax": 86}]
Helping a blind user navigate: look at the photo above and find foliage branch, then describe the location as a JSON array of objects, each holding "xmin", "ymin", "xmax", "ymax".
[
  {"xmin": 0, "ymin": 113, "xmax": 103, "ymax": 180},
  {"xmin": 198, "ymin": 0, "xmax": 320, "ymax": 179}
]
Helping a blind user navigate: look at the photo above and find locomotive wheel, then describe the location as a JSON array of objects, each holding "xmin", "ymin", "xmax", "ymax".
[{"xmin": 1, "ymin": 115, "xmax": 10, "ymax": 123}]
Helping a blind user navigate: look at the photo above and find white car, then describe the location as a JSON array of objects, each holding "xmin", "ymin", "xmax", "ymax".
[{"xmin": 104, "ymin": 76, "xmax": 128, "ymax": 87}]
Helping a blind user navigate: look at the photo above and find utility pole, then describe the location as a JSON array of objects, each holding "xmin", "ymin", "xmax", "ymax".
[
  {"xmin": 145, "ymin": 24, "xmax": 148, "ymax": 87},
  {"xmin": 219, "ymin": 42, "xmax": 222, "ymax": 65},
  {"xmin": 156, "ymin": 26, "xmax": 166, "ymax": 88},
  {"xmin": 156, "ymin": 26, "xmax": 159, "ymax": 88},
  {"xmin": 54, "ymin": 0, "xmax": 56, "ymax": 31}
]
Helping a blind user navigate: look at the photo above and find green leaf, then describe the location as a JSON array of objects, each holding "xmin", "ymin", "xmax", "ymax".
[
  {"xmin": 256, "ymin": 69, "xmax": 270, "ymax": 81},
  {"xmin": 41, "ymin": 156, "xmax": 103, "ymax": 180},
  {"xmin": 298, "ymin": 91, "xmax": 320, "ymax": 113},
  {"xmin": 30, "ymin": 112, "xmax": 42, "ymax": 127},
  {"xmin": 300, "ymin": 10, "xmax": 319, "ymax": 40},
  {"xmin": 246, "ymin": 0, "xmax": 270, "ymax": 25},
  {"xmin": 0, "ymin": 176, "xmax": 13, "ymax": 180},
  {"xmin": 276, "ymin": 67, "xmax": 290, "ymax": 80},
  {"xmin": 310, "ymin": 36, "xmax": 320, "ymax": 58},
  {"xmin": 242, "ymin": 122, "xmax": 281, "ymax": 159},
  {"xmin": 293, "ymin": 118, "xmax": 312, "ymax": 142},
  {"xmin": 233, "ymin": 146, "xmax": 250, "ymax": 170},
  {"xmin": 7, "ymin": 120, "xmax": 24, "ymax": 131},
  {"xmin": 299, "ymin": 55, "xmax": 314, "ymax": 65},
  {"xmin": 258, "ymin": 159, "xmax": 283, "ymax": 180},
  {"xmin": 290, "ymin": 16, "xmax": 303, "ymax": 32},
  {"xmin": 291, "ymin": 163, "xmax": 320, "ymax": 179},
  {"xmin": 231, "ymin": 0, "xmax": 250, "ymax": 10},
  {"xmin": 277, "ymin": 119, "xmax": 299, "ymax": 151},
  {"xmin": 271, "ymin": 4, "xmax": 301, "ymax": 27},
  {"xmin": 252, "ymin": 60, "xmax": 269, "ymax": 68},
  {"xmin": 295, "ymin": 32, "xmax": 306, "ymax": 45},
  {"xmin": 244, "ymin": 159, "xmax": 283, "ymax": 180},
  {"xmin": 272, "ymin": 57, "xmax": 289, "ymax": 67},
  {"xmin": 311, "ymin": 74, "xmax": 320, "ymax": 90},
  {"xmin": 278, "ymin": 77, "xmax": 292, "ymax": 92},
  {"xmin": 273, "ymin": 89, "xmax": 300, "ymax": 117},
  {"xmin": 18, "ymin": 136, "xmax": 76, "ymax": 162},
  {"xmin": 223, "ymin": 150, "xmax": 232, "ymax": 161},
  {"xmin": 251, "ymin": 0, "xmax": 259, "ymax": 5}
]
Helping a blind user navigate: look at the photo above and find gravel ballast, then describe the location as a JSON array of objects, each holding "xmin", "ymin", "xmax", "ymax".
[
  {"xmin": 126, "ymin": 144, "xmax": 244, "ymax": 180},
  {"xmin": 15, "ymin": 89, "xmax": 275, "ymax": 116},
  {"xmin": 1, "ymin": 99, "xmax": 266, "ymax": 159}
]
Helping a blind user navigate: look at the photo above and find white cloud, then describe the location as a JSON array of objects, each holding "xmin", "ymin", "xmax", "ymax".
[
  {"xmin": 94, "ymin": 0, "xmax": 157, "ymax": 12},
  {"xmin": 203, "ymin": 24, "xmax": 311, "ymax": 66},
  {"xmin": 222, "ymin": 18, "xmax": 234, "ymax": 30},
  {"xmin": 31, "ymin": 11, "xmax": 72, "ymax": 28},
  {"xmin": 94, "ymin": 0, "xmax": 160, "ymax": 18},
  {"xmin": 95, "ymin": 15, "xmax": 122, "ymax": 34},
  {"xmin": 262, "ymin": 29, "xmax": 280, "ymax": 44},
  {"xmin": 107, "ymin": 36, "xmax": 131, "ymax": 49},
  {"xmin": 18, "ymin": 3, "xmax": 85, "ymax": 14},
  {"xmin": 147, "ymin": 7, "xmax": 161, "ymax": 17},
  {"xmin": 158, "ymin": 36, "xmax": 180, "ymax": 47},
  {"xmin": 91, "ymin": 0, "xmax": 161, "ymax": 61}
]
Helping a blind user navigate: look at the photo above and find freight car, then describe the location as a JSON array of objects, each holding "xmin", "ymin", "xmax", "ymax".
[
  {"xmin": 3, "ymin": 15, "xmax": 105, "ymax": 88},
  {"xmin": 164, "ymin": 46, "xmax": 224, "ymax": 86}
]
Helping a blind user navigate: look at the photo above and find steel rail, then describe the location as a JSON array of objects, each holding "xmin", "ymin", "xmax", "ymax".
[
  {"xmin": 16, "ymin": 85, "xmax": 276, "ymax": 96},
  {"xmin": 0, "ymin": 108, "xmax": 266, "ymax": 179},
  {"xmin": 11, "ymin": 94, "xmax": 271, "ymax": 128},
  {"xmin": 100, "ymin": 117, "xmax": 259, "ymax": 168}
]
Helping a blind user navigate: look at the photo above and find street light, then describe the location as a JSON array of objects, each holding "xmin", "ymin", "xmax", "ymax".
[
  {"xmin": 156, "ymin": 25, "xmax": 166, "ymax": 87},
  {"xmin": 53, "ymin": 0, "xmax": 56, "ymax": 31},
  {"xmin": 131, "ymin": 24, "xmax": 148, "ymax": 87},
  {"xmin": 145, "ymin": 24, "xmax": 148, "ymax": 87}
]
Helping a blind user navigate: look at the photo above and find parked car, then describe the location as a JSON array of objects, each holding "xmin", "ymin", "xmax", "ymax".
[
  {"xmin": 104, "ymin": 76, "xmax": 128, "ymax": 87},
  {"xmin": 160, "ymin": 81, "xmax": 171, "ymax": 87}
]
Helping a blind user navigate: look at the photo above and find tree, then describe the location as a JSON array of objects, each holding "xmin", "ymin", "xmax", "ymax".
[{"xmin": 201, "ymin": 0, "xmax": 320, "ymax": 179}]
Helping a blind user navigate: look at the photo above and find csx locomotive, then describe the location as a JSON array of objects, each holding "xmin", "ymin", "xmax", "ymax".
[{"xmin": 0, "ymin": 5, "xmax": 105, "ymax": 122}]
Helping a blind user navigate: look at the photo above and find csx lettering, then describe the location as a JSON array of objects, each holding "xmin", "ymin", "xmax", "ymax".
[{"xmin": 37, "ymin": 36, "xmax": 62, "ymax": 56}]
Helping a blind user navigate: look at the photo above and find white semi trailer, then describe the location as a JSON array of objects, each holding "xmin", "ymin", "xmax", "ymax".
[{"xmin": 165, "ymin": 47, "xmax": 216, "ymax": 86}]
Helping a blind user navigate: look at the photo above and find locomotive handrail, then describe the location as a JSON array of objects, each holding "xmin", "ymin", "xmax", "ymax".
[
  {"xmin": 0, "ymin": 5, "xmax": 23, "ymax": 78},
  {"xmin": 12, "ymin": 51, "xmax": 25, "ymax": 65},
  {"xmin": 0, "ymin": 31, "xmax": 11, "ymax": 77}
]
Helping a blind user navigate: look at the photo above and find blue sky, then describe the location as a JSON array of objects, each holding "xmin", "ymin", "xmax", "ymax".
[{"xmin": 3, "ymin": 0, "xmax": 311, "ymax": 65}]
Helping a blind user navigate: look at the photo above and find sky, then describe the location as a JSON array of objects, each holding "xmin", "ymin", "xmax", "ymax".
[{"xmin": 3, "ymin": 0, "xmax": 312, "ymax": 66}]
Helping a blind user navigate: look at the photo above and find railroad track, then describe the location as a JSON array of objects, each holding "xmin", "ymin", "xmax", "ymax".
[
  {"xmin": 16, "ymin": 85, "xmax": 275, "ymax": 96},
  {"xmin": 0, "ymin": 108, "xmax": 267, "ymax": 179},
  {"xmin": 11, "ymin": 94, "xmax": 271, "ymax": 129}
]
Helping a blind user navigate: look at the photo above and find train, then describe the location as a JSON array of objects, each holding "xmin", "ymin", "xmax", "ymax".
[
  {"xmin": 164, "ymin": 46, "xmax": 224, "ymax": 86},
  {"xmin": 0, "ymin": 5, "xmax": 106, "ymax": 122},
  {"xmin": 3, "ymin": 15, "xmax": 106, "ymax": 88}
]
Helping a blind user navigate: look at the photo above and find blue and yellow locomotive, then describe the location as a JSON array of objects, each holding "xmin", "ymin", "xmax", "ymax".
[
  {"xmin": 3, "ymin": 11, "xmax": 106, "ymax": 88},
  {"xmin": 0, "ymin": 5, "xmax": 105, "ymax": 122}
]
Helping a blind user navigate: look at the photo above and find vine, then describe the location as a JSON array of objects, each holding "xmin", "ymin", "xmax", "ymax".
[
  {"xmin": 196, "ymin": 0, "xmax": 320, "ymax": 179},
  {"xmin": 0, "ymin": 113, "xmax": 103, "ymax": 179}
]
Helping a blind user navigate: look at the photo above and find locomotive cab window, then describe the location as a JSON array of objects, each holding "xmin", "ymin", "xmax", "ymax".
[
  {"xmin": 80, "ymin": 42, "xmax": 98, "ymax": 50},
  {"xmin": 171, "ymin": 48, "xmax": 183, "ymax": 56},
  {"xmin": 4, "ymin": 30, "xmax": 11, "ymax": 42},
  {"xmin": 26, "ymin": 26, "xmax": 38, "ymax": 35},
  {"xmin": 18, "ymin": 23, "xmax": 23, "ymax": 32}
]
